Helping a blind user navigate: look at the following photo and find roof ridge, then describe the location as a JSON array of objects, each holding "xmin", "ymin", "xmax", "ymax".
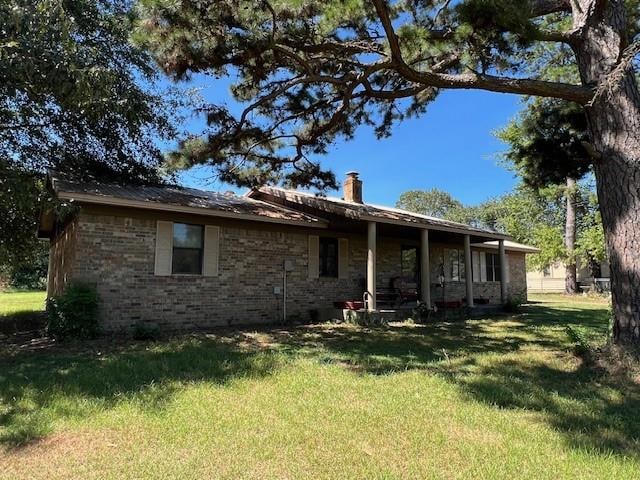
[{"xmin": 258, "ymin": 185, "xmax": 498, "ymax": 232}]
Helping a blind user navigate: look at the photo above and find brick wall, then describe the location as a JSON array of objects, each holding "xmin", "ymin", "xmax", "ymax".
[
  {"xmin": 427, "ymin": 244, "xmax": 528, "ymax": 304},
  {"xmin": 61, "ymin": 208, "xmax": 528, "ymax": 331}
]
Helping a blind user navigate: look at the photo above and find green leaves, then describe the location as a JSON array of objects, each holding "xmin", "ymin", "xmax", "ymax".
[
  {"xmin": 1, "ymin": 0, "xmax": 175, "ymax": 180},
  {"xmin": 454, "ymin": 0, "xmax": 538, "ymax": 71},
  {"xmin": 397, "ymin": 181, "xmax": 606, "ymax": 272},
  {"xmin": 396, "ymin": 189, "xmax": 473, "ymax": 224},
  {"xmin": 1, "ymin": 0, "xmax": 183, "ymax": 279},
  {"xmin": 496, "ymin": 98, "xmax": 592, "ymax": 188}
]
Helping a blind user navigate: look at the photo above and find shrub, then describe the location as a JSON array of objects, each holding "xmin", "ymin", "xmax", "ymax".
[
  {"xmin": 132, "ymin": 322, "xmax": 160, "ymax": 341},
  {"xmin": 566, "ymin": 325, "xmax": 593, "ymax": 363},
  {"xmin": 412, "ymin": 302, "xmax": 432, "ymax": 323},
  {"xmin": 503, "ymin": 295, "xmax": 524, "ymax": 313},
  {"xmin": 46, "ymin": 283, "xmax": 99, "ymax": 339}
]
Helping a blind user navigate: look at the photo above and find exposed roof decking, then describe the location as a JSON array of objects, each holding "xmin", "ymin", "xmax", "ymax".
[
  {"xmin": 51, "ymin": 177, "xmax": 327, "ymax": 227},
  {"xmin": 249, "ymin": 186, "xmax": 510, "ymax": 240},
  {"xmin": 49, "ymin": 178, "xmax": 522, "ymax": 243}
]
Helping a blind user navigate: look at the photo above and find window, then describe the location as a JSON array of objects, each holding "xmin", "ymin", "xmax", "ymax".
[
  {"xmin": 543, "ymin": 266, "xmax": 551, "ymax": 277},
  {"xmin": 486, "ymin": 253, "xmax": 502, "ymax": 282},
  {"xmin": 319, "ymin": 237, "xmax": 338, "ymax": 277},
  {"xmin": 401, "ymin": 246, "xmax": 419, "ymax": 282},
  {"xmin": 445, "ymin": 248, "xmax": 465, "ymax": 281},
  {"xmin": 172, "ymin": 223, "xmax": 204, "ymax": 274}
]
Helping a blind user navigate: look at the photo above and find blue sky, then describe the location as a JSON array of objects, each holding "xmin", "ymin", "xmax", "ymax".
[{"xmin": 176, "ymin": 78, "xmax": 524, "ymax": 208}]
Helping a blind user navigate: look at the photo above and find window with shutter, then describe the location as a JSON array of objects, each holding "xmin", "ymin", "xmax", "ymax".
[
  {"xmin": 486, "ymin": 253, "xmax": 502, "ymax": 282},
  {"xmin": 319, "ymin": 237, "xmax": 338, "ymax": 277},
  {"xmin": 444, "ymin": 248, "xmax": 465, "ymax": 281}
]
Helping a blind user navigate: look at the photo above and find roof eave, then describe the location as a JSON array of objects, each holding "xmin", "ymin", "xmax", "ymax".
[
  {"xmin": 358, "ymin": 213, "xmax": 511, "ymax": 240},
  {"xmin": 252, "ymin": 187, "xmax": 510, "ymax": 239},
  {"xmin": 56, "ymin": 191, "xmax": 329, "ymax": 229},
  {"xmin": 471, "ymin": 242, "xmax": 540, "ymax": 254}
]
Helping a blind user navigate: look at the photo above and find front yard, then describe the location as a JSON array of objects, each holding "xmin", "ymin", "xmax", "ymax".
[{"xmin": 1, "ymin": 292, "xmax": 638, "ymax": 479}]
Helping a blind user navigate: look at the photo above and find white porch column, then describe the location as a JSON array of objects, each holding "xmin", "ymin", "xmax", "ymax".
[
  {"xmin": 464, "ymin": 234, "xmax": 474, "ymax": 308},
  {"xmin": 367, "ymin": 221, "xmax": 377, "ymax": 311},
  {"xmin": 499, "ymin": 239, "xmax": 508, "ymax": 303},
  {"xmin": 420, "ymin": 229, "xmax": 431, "ymax": 307}
]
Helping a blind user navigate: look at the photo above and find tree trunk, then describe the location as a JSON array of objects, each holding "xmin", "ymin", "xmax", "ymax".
[
  {"xmin": 565, "ymin": 177, "xmax": 578, "ymax": 294},
  {"xmin": 573, "ymin": 2, "xmax": 640, "ymax": 344}
]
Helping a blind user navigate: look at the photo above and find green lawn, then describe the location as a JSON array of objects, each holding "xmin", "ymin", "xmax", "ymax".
[
  {"xmin": 0, "ymin": 290, "xmax": 46, "ymax": 335},
  {"xmin": 1, "ymin": 293, "xmax": 639, "ymax": 479},
  {"xmin": 0, "ymin": 290, "xmax": 46, "ymax": 316}
]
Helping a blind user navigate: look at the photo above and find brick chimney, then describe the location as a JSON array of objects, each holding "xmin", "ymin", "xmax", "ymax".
[{"xmin": 343, "ymin": 171, "xmax": 363, "ymax": 203}]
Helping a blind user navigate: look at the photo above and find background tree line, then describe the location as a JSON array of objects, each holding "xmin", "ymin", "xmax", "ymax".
[{"xmin": 396, "ymin": 181, "xmax": 606, "ymax": 282}]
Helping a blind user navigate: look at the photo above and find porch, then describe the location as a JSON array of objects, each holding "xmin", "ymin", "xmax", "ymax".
[{"xmin": 329, "ymin": 219, "xmax": 511, "ymax": 314}]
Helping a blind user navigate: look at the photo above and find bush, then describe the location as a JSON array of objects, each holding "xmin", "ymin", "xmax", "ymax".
[
  {"xmin": 412, "ymin": 302, "xmax": 433, "ymax": 323},
  {"xmin": 132, "ymin": 322, "xmax": 160, "ymax": 341},
  {"xmin": 504, "ymin": 295, "xmax": 524, "ymax": 313},
  {"xmin": 46, "ymin": 284, "xmax": 99, "ymax": 339},
  {"xmin": 566, "ymin": 325, "xmax": 593, "ymax": 363}
]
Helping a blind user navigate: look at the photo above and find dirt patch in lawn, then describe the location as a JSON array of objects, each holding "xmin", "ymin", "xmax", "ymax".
[{"xmin": 0, "ymin": 428, "xmax": 134, "ymax": 479}]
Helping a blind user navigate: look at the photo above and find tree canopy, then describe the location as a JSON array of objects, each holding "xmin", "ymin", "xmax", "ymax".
[
  {"xmin": 0, "ymin": 0, "xmax": 182, "ymax": 285},
  {"xmin": 397, "ymin": 182, "xmax": 605, "ymax": 272},
  {"xmin": 396, "ymin": 189, "xmax": 471, "ymax": 224},
  {"xmin": 135, "ymin": 0, "xmax": 638, "ymax": 190},
  {"xmin": 496, "ymin": 99, "xmax": 592, "ymax": 188},
  {"xmin": 1, "ymin": 0, "xmax": 176, "ymax": 181}
]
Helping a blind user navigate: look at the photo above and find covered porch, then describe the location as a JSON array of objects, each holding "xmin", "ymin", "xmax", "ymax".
[{"xmin": 334, "ymin": 219, "xmax": 511, "ymax": 314}]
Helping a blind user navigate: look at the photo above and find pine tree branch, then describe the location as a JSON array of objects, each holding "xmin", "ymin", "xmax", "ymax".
[
  {"xmin": 529, "ymin": 0, "xmax": 572, "ymax": 17},
  {"xmin": 372, "ymin": 0, "xmax": 592, "ymax": 104}
]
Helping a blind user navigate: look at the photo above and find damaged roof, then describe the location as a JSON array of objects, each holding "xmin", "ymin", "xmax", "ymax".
[
  {"xmin": 47, "ymin": 176, "xmax": 512, "ymax": 240},
  {"xmin": 50, "ymin": 176, "xmax": 327, "ymax": 227},
  {"xmin": 248, "ymin": 186, "xmax": 509, "ymax": 239}
]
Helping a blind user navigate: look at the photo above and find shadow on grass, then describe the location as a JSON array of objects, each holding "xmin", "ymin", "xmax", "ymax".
[
  {"xmin": 0, "ymin": 311, "xmax": 46, "ymax": 335},
  {"xmin": 0, "ymin": 338, "xmax": 282, "ymax": 447},
  {"xmin": 2, "ymin": 300, "xmax": 638, "ymax": 460},
  {"xmin": 268, "ymin": 301, "xmax": 640, "ymax": 458},
  {"xmin": 450, "ymin": 356, "xmax": 640, "ymax": 457}
]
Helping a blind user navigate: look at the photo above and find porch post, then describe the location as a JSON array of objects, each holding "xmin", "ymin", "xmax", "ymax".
[
  {"xmin": 367, "ymin": 221, "xmax": 377, "ymax": 311},
  {"xmin": 420, "ymin": 228, "xmax": 431, "ymax": 307},
  {"xmin": 464, "ymin": 234, "xmax": 474, "ymax": 308},
  {"xmin": 499, "ymin": 239, "xmax": 507, "ymax": 303}
]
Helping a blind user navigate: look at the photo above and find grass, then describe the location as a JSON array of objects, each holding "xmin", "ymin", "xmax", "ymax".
[
  {"xmin": 1, "ymin": 292, "xmax": 639, "ymax": 479},
  {"xmin": 0, "ymin": 290, "xmax": 46, "ymax": 316},
  {"xmin": 0, "ymin": 290, "xmax": 46, "ymax": 335}
]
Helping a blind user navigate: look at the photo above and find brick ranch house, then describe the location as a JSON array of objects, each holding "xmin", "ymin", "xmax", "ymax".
[{"xmin": 38, "ymin": 172, "xmax": 538, "ymax": 331}]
